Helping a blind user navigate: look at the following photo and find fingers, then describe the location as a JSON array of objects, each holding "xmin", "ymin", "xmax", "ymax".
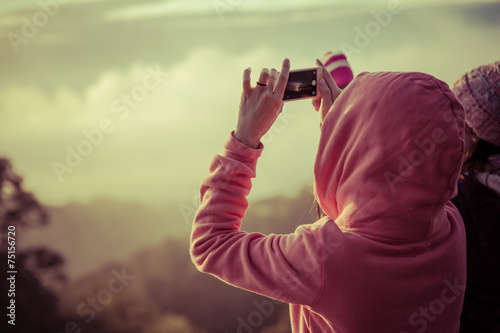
[
  {"xmin": 257, "ymin": 68, "xmax": 270, "ymax": 87},
  {"xmin": 274, "ymin": 58, "xmax": 290, "ymax": 98},
  {"xmin": 267, "ymin": 68, "xmax": 278, "ymax": 90},
  {"xmin": 316, "ymin": 59, "xmax": 340, "ymax": 97},
  {"xmin": 244, "ymin": 59, "xmax": 289, "ymax": 97},
  {"xmin": 319, "ymin": 79, "xmax": 333, "ymax": 121},
  {"xmin": 243, "ymin": 67, "xmax": 252, "ymax": 93},
  {"xmin": 319, "ymin": 79, "xmax": 333, "ymax": 107}
]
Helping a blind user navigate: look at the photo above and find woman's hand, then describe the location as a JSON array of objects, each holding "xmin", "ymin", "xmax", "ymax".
[
  {"xmin": 311, "ymin": 59, "xmax": 342, "ymax": 124},
  {"xmin": 233, "ymin": 58, "xmax": 290, "ymax": 148}
]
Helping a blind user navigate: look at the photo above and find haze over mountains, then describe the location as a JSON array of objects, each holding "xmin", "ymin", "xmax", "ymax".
[
  {"xmin": 20, "ymin": 187, "xmax": 317, "ymax": 280},
  {"xmin": 15, "ymin": 188, "xmax": 317, "ymax": 332},
  {"xmin": 20, "ymin": 198, "xmax": 184, "ymax": 279}
]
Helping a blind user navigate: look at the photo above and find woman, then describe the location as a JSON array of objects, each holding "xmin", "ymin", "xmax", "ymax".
[
  {"xmin": 190, "ymin": 58, "xmax": 466, "ymax": 332},
  {"xmin": 451, "ymin": 61, "xmax": 500, "ymax": 333}
]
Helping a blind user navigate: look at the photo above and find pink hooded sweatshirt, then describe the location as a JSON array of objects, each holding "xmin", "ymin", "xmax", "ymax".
[{"xmin": 190, "ymin": 71, "xmax": 467, "ymax": 332}]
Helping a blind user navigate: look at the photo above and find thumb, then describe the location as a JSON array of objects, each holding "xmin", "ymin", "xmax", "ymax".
[
  {"xmin": 319, "ymin": 79, "xmax": 333, "ymax": 122},
  {"xmin": 312, "ymin": 96, "xmax": 321, "ymax": 112},
  {"xmin": 319, "ymin": 79, "xmax": 332, "ymax": 106}
]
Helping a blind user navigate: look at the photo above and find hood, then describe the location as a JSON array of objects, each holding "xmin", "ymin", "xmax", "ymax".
[{"xmin": 314, "ymin": 72, "xmax": 465, "ymax": 241}]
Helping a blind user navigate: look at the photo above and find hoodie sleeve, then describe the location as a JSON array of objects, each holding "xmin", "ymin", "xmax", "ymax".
[{"xmin": 189, "ymin": 132, "xmax": 325, "ymax": 307}]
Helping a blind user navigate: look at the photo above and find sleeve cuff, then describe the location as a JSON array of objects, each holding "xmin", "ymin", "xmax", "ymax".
[{"xmin": 223, "ymin": 131, "xmax": 264, "ymax": 171}]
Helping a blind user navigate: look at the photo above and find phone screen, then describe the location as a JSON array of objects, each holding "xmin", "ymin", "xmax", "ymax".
[{"xmin": 283, "ymin": 68, "xmax": 319, "ymax": 101}]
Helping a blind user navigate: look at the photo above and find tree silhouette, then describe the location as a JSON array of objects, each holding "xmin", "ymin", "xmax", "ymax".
[{"xmin": 0, "ymin": 157, "xmax": 67, "ymax": 332}]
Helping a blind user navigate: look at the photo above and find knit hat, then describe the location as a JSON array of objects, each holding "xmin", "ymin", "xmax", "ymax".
[
  {"xmin": 321, "ymin": 51, "xmax": 354, "ymax": 89},
  {"xmin": 452, "ymin": 61, "xmax": 500, "ymax": 146}
]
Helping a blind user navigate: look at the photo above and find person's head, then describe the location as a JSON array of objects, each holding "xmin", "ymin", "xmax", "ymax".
[
  {"xmin": 313, "ymin": 71, "xmax": 465, "ymax": 239},
  {"xmin": 452, "ymin": 61, "xmax": 500, "ymax": 174}
]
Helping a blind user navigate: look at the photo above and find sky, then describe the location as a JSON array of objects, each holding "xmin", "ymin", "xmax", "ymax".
[{"xmin": 0, "ymin": 0, "xmax": 499, "ymax": 209}]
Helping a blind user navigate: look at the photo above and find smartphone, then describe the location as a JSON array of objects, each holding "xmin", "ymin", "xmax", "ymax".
[{"xmin": 283, "ymin": 67, "xmax": 323, "ymax": 101}]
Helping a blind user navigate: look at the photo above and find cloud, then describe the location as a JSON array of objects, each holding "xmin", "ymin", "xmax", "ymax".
[
  {"xmin": 0, "ymin": 1, "xmax": 499, "ymax": 209},
  {"xmin": 1, "ymin": 46, "xmax": 311, "ymax": 207}
]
